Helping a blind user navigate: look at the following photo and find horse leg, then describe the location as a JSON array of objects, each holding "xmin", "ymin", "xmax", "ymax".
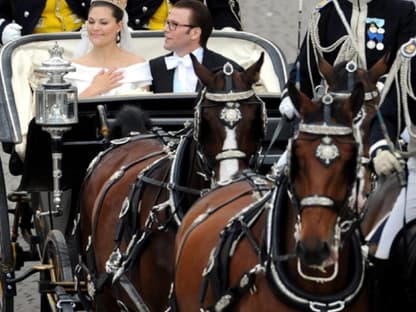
[
  {"xmin": 389, "ymin": 222, "xmax": 416, "ymax": 311},
  {"xmin": 133, "ymin": 230, "xmax": 176, "ymax": 311},
  {"xmin": 367, "ymin": 257, "xmax": 393, "ymax": 312},
  {"xmin": 94, "ymin": 288, "xmax": 120, "ymax": 311}
]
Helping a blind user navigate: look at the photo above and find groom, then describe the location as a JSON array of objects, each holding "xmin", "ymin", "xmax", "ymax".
[{"xmin": 149, "ymin": 0, "xmax": 241, "ymax": 93}]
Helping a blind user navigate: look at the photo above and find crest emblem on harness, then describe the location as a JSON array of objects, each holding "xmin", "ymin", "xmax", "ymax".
[{"xmin": 220, "ymin": 102, "xmax": 242, "ymax": 128}]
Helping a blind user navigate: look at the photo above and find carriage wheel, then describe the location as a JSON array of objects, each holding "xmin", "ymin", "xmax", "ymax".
[
  {"xmin": 0, "ymin": 216, "xmax": 14, "ymax": 312},
  {"xmin": 0, "ymin": 165, "xmax": 14, "ymax": 312},
  {"xmin": 40, "ymin": 230, "xmax": 74, "ymax": 311},
  {"xmin": 0, "ymin": 250, "xmax": 14, "ymax": 312}
]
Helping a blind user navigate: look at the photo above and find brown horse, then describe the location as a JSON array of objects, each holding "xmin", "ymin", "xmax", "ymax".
[
  {"xmin": 78, "ymin": 53, "xmax": 267, "ymax": 311},
  {"xmin": 318, "ymin": 55, "xmax": 389, "ymax": 203},
  {"xmin": 173, "ymin": 79, "xmax": 368, "ymax": 311}
]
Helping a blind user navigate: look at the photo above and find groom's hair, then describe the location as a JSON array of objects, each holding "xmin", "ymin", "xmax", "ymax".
[{"xmin": 173, "ymin": 0, "xmax": 213, "ymax": 47}]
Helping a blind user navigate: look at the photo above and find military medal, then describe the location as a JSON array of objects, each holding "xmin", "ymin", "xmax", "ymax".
[
  {"xmin": 366, "ymin": 18, "xmax": 385, "ymax": 51},
  {"xmin": 376, "ymin": 28, "xmax": 385, "ymax": 50},
  {"xmin": 366, "ymin": 23, "xmax": 377, "ymax": 50}
]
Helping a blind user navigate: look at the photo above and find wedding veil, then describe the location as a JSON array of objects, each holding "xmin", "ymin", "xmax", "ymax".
[{"xmin": 73, "ymin": 8, "xmax": 134, "ymax": 58}]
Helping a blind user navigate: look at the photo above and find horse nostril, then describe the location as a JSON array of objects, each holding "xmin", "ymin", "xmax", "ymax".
[
  {"xmin": 321, "ymin": 241, "xmax": 331, "ymax": 259},
  {"xmin": 296, "ymin": 241, "xmax": 305, "ymax": 257},
  {"xmin": 296, "ymin": 240, "xmax": 331, "ymax": 266}
]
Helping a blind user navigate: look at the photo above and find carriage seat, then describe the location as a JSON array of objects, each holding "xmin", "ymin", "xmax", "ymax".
[{"xmin": 0, "ymin": 31, "xmax": 288, "ymax": 176}]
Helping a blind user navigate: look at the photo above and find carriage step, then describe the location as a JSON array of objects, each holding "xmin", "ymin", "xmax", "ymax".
[{"xmin": 7, "ymin": 191, "xmax": 31, "ymax": 203}]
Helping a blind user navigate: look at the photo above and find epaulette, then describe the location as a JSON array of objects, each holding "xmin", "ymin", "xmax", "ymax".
[
  {"xmin": 315, "ymin": 0, "xmax": 333, "ymax": 11},
  {"xmin": 400, "ymin": 37, "xmax": 416, "ymax": 58}
]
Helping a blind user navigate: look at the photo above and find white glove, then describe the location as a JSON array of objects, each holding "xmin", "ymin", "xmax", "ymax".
[
  {"xmin": 373, "ymin": 149, "xmax": 404, "ymax": 176},
  {"xmin": 279, "ymin": 95, "xmax": 299, "ymax": 120},
  {"xmin": 2, "ymin": 22, "xmax": 22, "ymax": 44}
]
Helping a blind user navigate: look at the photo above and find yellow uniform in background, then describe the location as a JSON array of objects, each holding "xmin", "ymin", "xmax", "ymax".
[
  {"xmin": 148, "ymin": 0, "xmax": 170, "ymax": 30},
  {"xmin": 33, "ymin": 0, "xmax": 84, "ymax": 33}
]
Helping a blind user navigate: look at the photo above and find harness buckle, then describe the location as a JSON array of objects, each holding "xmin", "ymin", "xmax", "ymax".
[
  {"xmin": 309, "ymin": 300, "xmax": 345, "ymax": 312},
  {"xmin": 56, "ymin": 298, "xmax": 76, "ymax": 309}
]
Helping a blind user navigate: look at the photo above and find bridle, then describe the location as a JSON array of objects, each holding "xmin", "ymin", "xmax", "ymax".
[
  {"xmin": 323, "ymin": 60, "xmax": 381, "ymax": 192},
  {"xmin": 193, "ymin": 62, "xmax": 268, "ymax": 172},
  {"xmin": 287, "ymin": 91, "xmax": 362, "ymax": 282}
]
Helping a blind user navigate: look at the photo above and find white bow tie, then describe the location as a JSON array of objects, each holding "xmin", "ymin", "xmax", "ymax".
[{"xmin": 165, "ymin": 54, "xmax": 193, "ymax": 70}]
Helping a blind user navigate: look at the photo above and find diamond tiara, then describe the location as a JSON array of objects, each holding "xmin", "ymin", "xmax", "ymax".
[{"xmin": 91, "ymin": 0, "xmax": 127, "ymax": 10}]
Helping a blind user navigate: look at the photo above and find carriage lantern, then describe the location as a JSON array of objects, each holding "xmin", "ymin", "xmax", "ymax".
[
  {"xmin": 34, "ymin": 42, "xmax": 78, "ymax": 127},
  {"xmin": 34, "ymin": 42, "xmax": 78, "ymax": 211}
]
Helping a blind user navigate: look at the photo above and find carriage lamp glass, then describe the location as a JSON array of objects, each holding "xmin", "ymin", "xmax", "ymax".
[
  {"xmin": 33, "ymin": 42, "xmax": 78, "ymax": 212},
  {"xmin": 35, "ymin": 42, "xmax": 78, "ymax": 127}
]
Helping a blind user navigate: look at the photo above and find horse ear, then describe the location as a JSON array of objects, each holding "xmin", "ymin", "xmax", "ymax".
[
  {"xmin": 242, "ymin": 52, "xmax": 264, "ymax": 85},
  {"xmin": 287, "ymin": 82, "xmax": 315, "ymax": 118},
  {"xmin": 190, "ymin": 53, "xmax": 216, "ymax": 88},
  {"xmin": 318, "ymin": 54, "xmax": 337, "ymax": 86},
  {"xmin": 368, "ymin": 53, "xmax": 389, "ymax": 83},
  {"xmin": 349, "ymin": 82, "xmax": 365, "ymax": 118}
]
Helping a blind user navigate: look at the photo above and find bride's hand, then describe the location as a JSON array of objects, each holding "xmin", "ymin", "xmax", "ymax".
[{"xmin": 80, "ymin": 68, "xmax": 124, "ymax": 98}]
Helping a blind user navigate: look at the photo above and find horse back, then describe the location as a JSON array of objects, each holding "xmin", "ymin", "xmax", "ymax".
[
  {"xmin": 79, "ymin": 135, "xmax": 168, "ymax": 251},
  {"xmin": 174, "ymin": 174, "xmax": 273, "ymax": 311}
]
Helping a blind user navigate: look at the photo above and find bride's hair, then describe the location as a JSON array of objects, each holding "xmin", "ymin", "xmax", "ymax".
[{"xmin": 73, "ymin": 0, "xmax": 133, "ymax": 58}]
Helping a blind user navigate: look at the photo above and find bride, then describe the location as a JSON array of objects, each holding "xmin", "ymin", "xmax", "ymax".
[{"xmin": 66, "ymin": 0, "xmax": 152, "ymax": 98}]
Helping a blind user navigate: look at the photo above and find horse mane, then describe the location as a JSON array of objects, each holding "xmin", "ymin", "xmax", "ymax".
[{"xmin": 109, "ymin": 105, "xmax": 152, "ymax": 139}]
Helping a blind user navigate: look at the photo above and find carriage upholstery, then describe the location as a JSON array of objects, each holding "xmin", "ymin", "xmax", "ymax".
[{"xmin": 0, "ymin": 30, "xmax": 287, "ymax": 145}]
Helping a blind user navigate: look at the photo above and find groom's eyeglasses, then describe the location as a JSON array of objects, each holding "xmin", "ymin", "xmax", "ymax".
[{"xmin": 165, "ymin": 20, "xmax": 196, "ymax": 31}]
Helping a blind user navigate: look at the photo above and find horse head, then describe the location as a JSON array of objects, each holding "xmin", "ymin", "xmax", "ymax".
[
  {"xmin": 318, "ymin": 55, "xmax": 389, "ymax": 200},
  {"xmin": 287, "ymin": 80, "xmax": 364, "ymax": 273},
  {"xmin": 191, "ymin": 53, "xmax": 266, "ymax": 182},
  {"xmin": 319, "ymin": 54, "xmax": 388, "ymax": 150}
]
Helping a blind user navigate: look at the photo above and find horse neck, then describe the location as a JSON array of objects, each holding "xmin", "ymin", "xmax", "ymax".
[
  {"xmin": 358, "ymin": 98, "xmax": 379, "ymax": 197},
  {"xmin": 361, "ymin": 99, "xmax": 378, "ymax": 153}
]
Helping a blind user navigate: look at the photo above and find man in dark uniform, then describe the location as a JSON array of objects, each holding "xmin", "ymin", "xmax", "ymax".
[
  {"xmin": 368, "ymin": 37, "xmax": 416, "ymax": 311},
  {"xmin": 204, "ymin": 0, "xmax": 242, "ymax": 30},
  {"xmin": 149, "ymin": 0, "xmax": 241, "ymax": 93},
  {"xmin": 0, "ymin": 0, "xmax": 90, "ymax": 45},
  {"xmin": 127, "ymin": 0, "xmax": 242, "ymax": 30},
  {"xmin": 275, "ymin": 0, "xmax": 416, "ymax": 171},
  {"xmin": 276, "ymin": 1, "xmax": 416, "ymax": 311},
  {"xmin": 279, "ymin": 0, "xmax": 416, "ymax": 118}
]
